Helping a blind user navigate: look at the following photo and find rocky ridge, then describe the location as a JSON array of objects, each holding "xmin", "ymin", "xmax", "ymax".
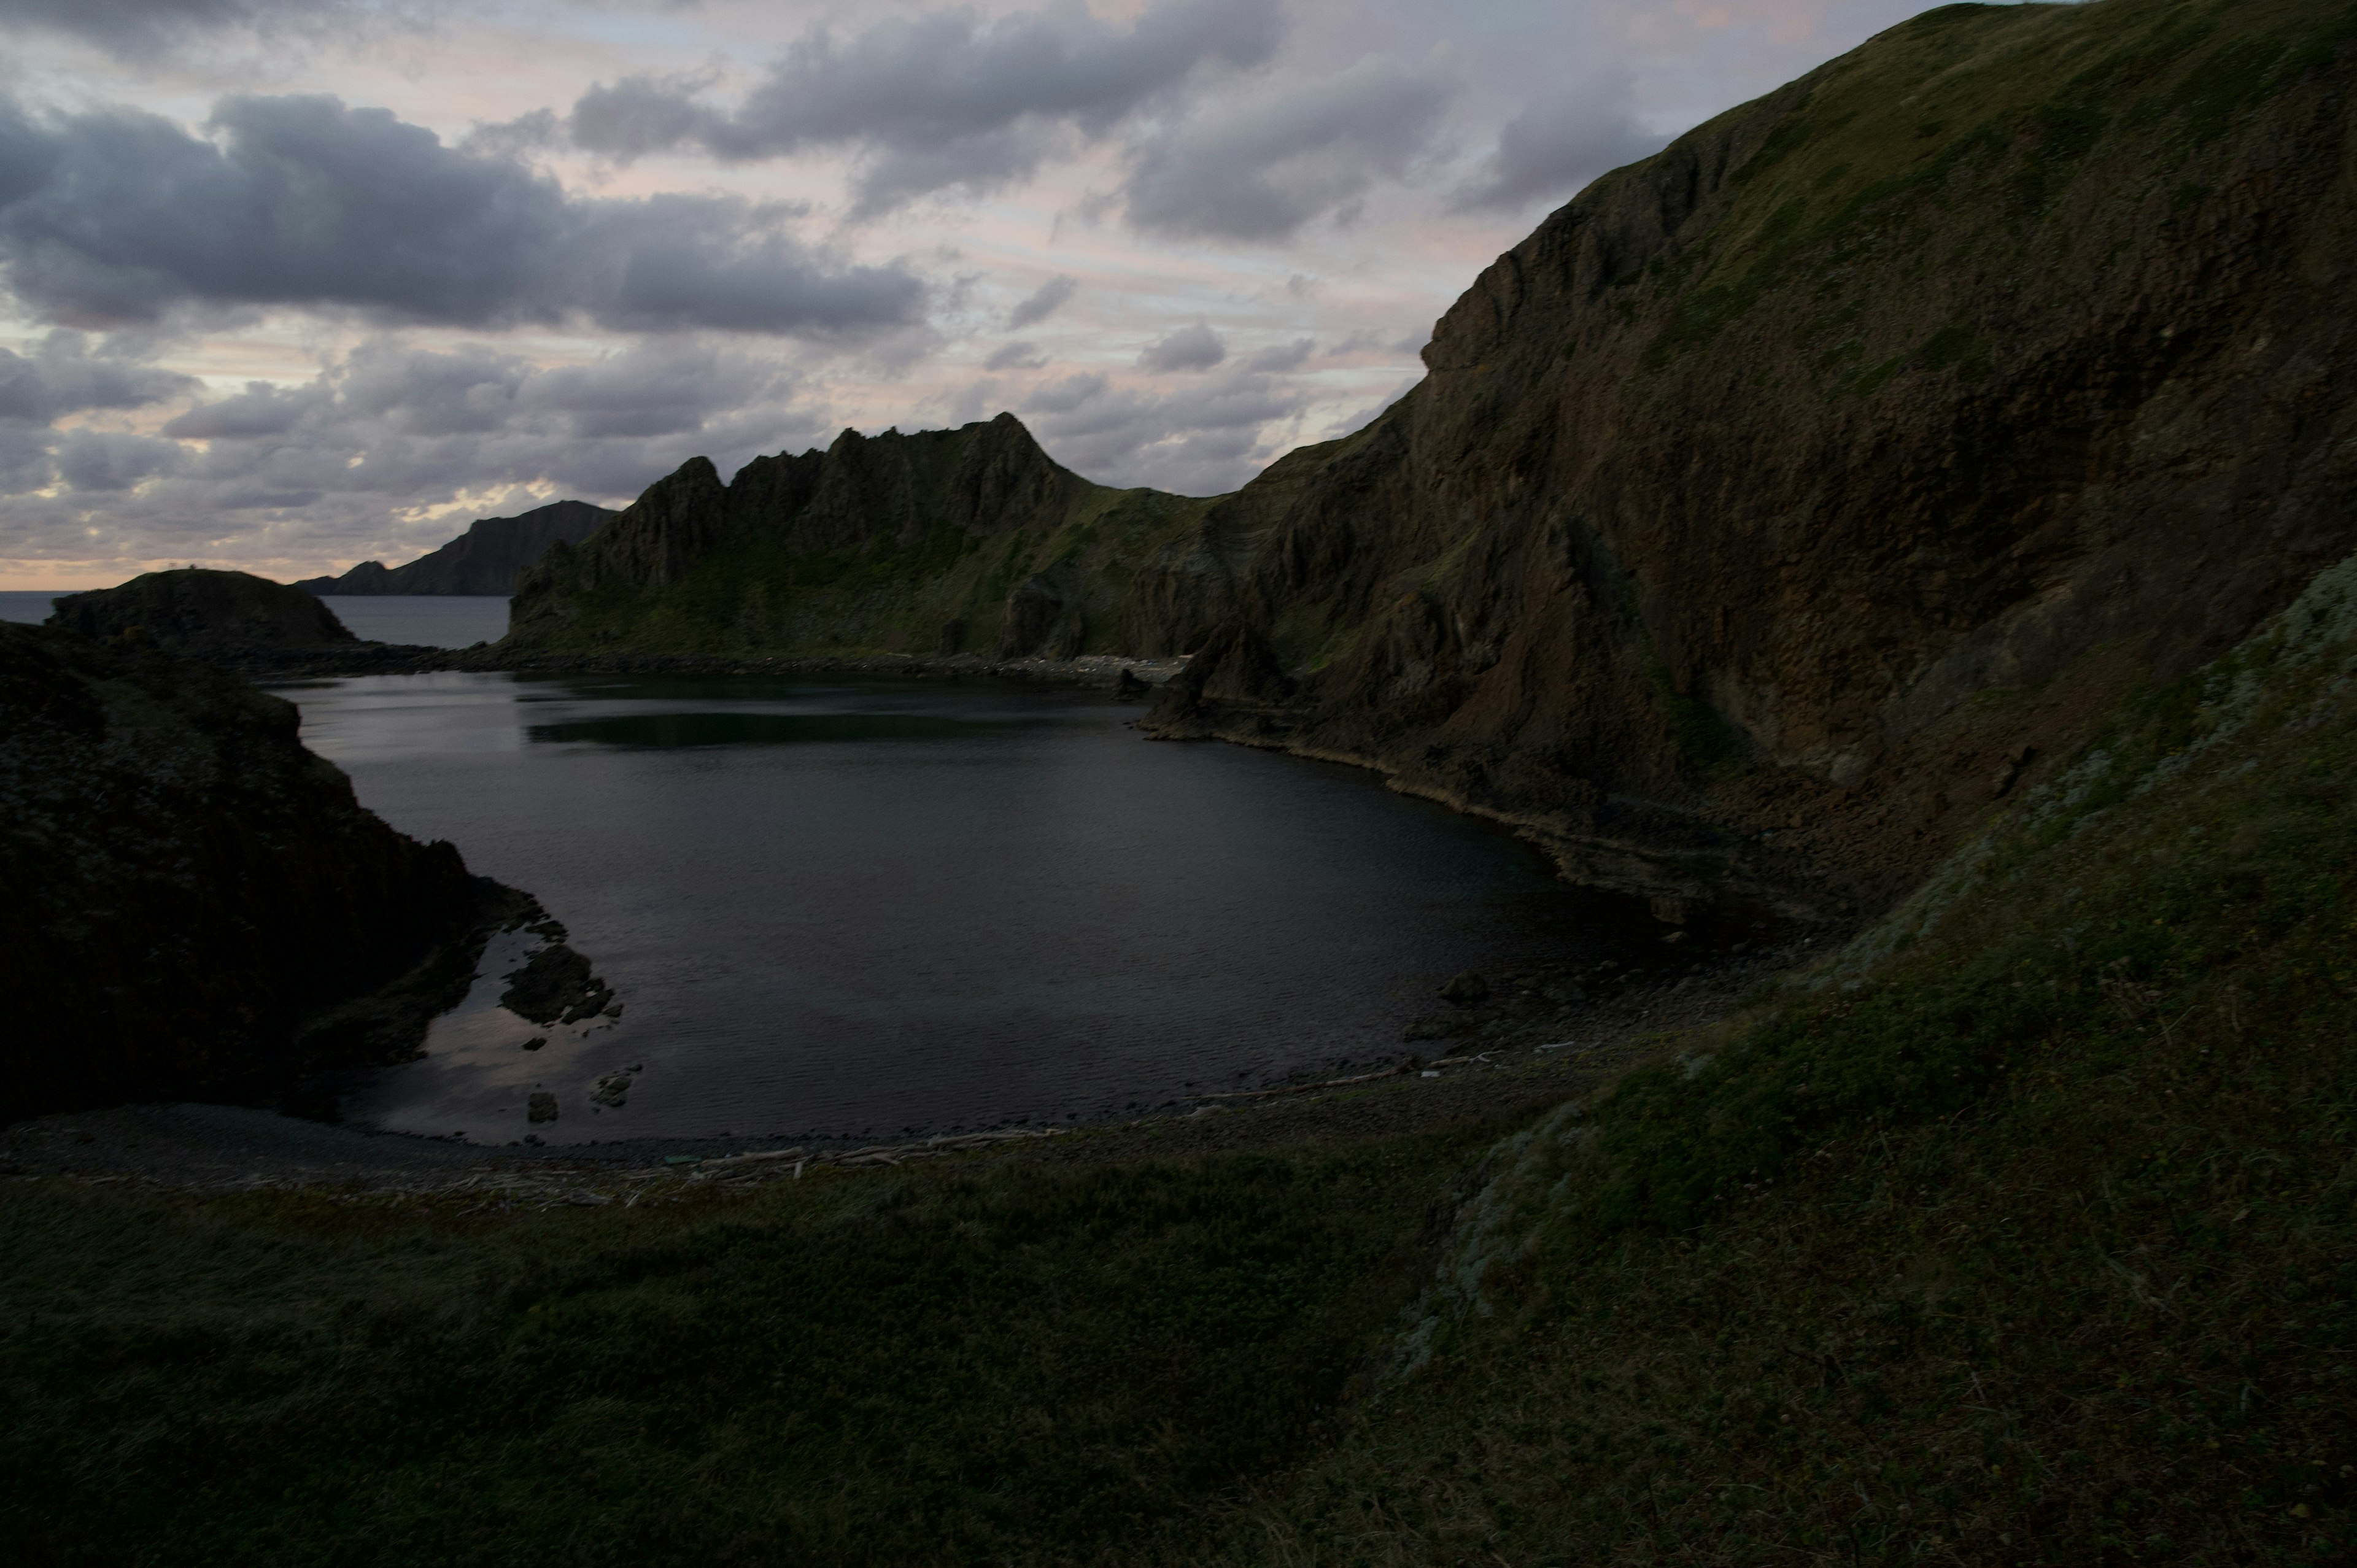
[
  {"xmin": 292, "ymin": 499, "xmax": 615, "ymax": 596},
  {"xmin": 503, "ymin": 412, "xmax": 1215, "ymax": 660}
]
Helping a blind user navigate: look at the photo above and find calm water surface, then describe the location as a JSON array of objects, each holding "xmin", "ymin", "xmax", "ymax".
[
  {"xmin": 277, "ymin": 672, "xmax": 1651, "ymax": 1144},
  {"xmin": 315, "ymin": 596, "xmax": 510, "ymax": 648}
]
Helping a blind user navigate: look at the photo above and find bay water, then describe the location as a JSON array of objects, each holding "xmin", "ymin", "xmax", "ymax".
[{"xmin": 276, "ymin": 670, "xmax": 1657, "ymax": 1145}]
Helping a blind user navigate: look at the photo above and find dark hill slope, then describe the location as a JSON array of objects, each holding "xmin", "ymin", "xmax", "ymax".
[
  {"xmin": 1146, "ymin": 0, "xmax": 2357, "ymax": 915},
  {"xmin": 50, "ymin": 569, "xmax": 357, "ymax": 658},
  {"xmin": 292, "ymin": 500, "xmax": 615, "ymax": 597},
  {"xmin": 504, "ymin": 414, "xmax": 1214, "ymax": 658},
  {"xmin": 0, "ymin": 624, "xmax": 521, "ymax": 1124}
]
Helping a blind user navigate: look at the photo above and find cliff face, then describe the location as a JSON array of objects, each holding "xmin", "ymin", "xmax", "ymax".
[
  {"xmin": 292, "ymin": 500, "xmax": 615, "ymax": 596},
  {"xmin": 504, "ymin": 413, "xmax": 1213, "ymax": 658},
  {"xmin": 50, "ymin": 570, "xmax": 358, "ymax": 658},
  {"xmin": 0, "ymin": 624, "xmax": 516, "ymax": 1124},
  {"xmin": 1145, "ymin": 0, "xmax": 2357, "ymax": 914}
]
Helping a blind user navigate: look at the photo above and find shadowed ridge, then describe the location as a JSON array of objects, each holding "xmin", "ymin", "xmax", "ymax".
[
  {"xmin": 290, "ymin": 500, "xmax": 616, "ymax": 597},
  {"xmin": 503, "ymin": 412, "xmax": 1217, "ymax": 658}
]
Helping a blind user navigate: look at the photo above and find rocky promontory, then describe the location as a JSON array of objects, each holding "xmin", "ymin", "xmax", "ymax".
[
  {"xmin": 0, "ymin": 622, "xmax": 540, "ymax": 1124},
  {"xmin": 292, "ymin": 499, "xmax": 614, "ymax": 597},
  {"xmin": 48, "ymin": 568, "xmax": 360, "ymax": 659}
]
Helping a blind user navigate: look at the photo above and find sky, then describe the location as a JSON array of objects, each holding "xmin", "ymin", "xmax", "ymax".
[{"xmin": 0, "ymin": 0, "xmax": 1941, "ymax": 588}]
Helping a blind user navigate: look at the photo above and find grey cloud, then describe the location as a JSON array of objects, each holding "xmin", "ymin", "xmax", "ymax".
[
  {"xmin": 0, "ymin": 93, "xmax": 924, "ymax": 336},
  {"xmin": 1024, "ymin": 372, "xmax": 1106, "ymax": 415},
  {"xmin": 1243, "ymin": 336, "xmax": 1312, "ymax": 373},
  {"xmin": 1120, "ymin": 59, "xmax": 1450, "ymax": 241},
  {"xmin": 1138, "ymin": 320, "xmax": 1224, "ymax": 373},
  {"xmin": 55, "ymin": 428, "xmax": 184, "ymax": 491},
  {"xmin": 1452, "ymin": 83, "xmax": 1665, "ymax": 213},
  {"xmin": 0, "ymin": 0, "xmax": 396, "ymax": 59},
  {"xmin": 160, "ymin": 382, "xmax": 321, "ymax": 439},
  {"xmin": 983, "ymin": 340, "xmax": 1046, "ymax": 372},
  {"xmin": 0, "ymin": 331, "xmax": 195, "ymax": 421},
  {"xmin": 6, "ymin": 334, "xmax": 821, "ymax": 573},
  {"xmin": 1020, "ymin": 364, "xmax": 1306, "ymax": 495},
  {"xmin": 1006, "ymin": 272, "xmax": 1077, "ymax": 330},
  {"xmin": 569, "ymin": 0, "xmax": 1280, "ymax": 215}
]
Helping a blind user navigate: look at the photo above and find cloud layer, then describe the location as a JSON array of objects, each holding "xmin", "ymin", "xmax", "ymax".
[
  {"xmin": 0, "ymin": 93, "xmax": 924, "ymax": 334},
  {"xmin": 0, "ymin": 334, "xmax": 822, "ymax": 571},
  {"xmin": 571, "ymin": 0, "xmax": 1282, "ymax": 215}
]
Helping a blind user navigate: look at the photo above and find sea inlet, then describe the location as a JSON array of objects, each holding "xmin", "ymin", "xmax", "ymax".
[{"xmin": 272, "ymin": 666, "xmax": 1661, "ymax": 1144}]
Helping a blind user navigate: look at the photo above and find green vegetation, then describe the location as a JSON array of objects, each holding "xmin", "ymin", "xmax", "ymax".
[
  {"xmin": 1208, "ymin": 554, "xmax": 2357, "ymax": 1564},
  {"xmin": 1639, "ymin": 0, "xmax": 2355, "ymax": 376},
  {"xmin": 14, "ymin": 552, "xmax": 2352, "ymax": 1561},
  {"xmin": 0, "ymin": 1137, "xmax": 1473, "ymax": 1565},
  {"xmin": 531, "ymin": 481, "xmax": 1212, "ymax": 660}
]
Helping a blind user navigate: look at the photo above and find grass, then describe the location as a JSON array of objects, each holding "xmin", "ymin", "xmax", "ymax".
[
  {"xmin": 12, "ymin": 553, "xmax": 2355, "ymax": 1564},
  {"xmin": 0, "ymin": 1134, "xmax": 1486, "ymax": 1566},
  {"xmin": 1194, "ymin": 558, "xmax": 2357, "ymax": 1565}
]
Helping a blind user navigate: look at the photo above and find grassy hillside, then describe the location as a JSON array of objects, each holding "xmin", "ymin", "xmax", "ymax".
[
  {"xmin": 1213, "ymin": 554, "xmax": 2357, "ymax": 1565},
  {"xmin": 544, "ymin": 482, "xmax": 1214, "ymax": 660},
  {"xmin": 7, "ymin": 550, "xmax": 2355, "ymax": 1562}
]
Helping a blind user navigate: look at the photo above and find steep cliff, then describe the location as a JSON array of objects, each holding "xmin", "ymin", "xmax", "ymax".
[
  {"xmin": 1146, "ymin": 0, "xmax": 2357, "ymax": 916},
  {"xmin": 292, "ymin": 500, "xmax": 616, "ymax": 596},
  {"xmin": 0, "ymin": 624, "xmax": 527, "ymax": 1124},
  {"xmin": 505, "ymin": 413, "xmax": 1213, "ymax": 658}
]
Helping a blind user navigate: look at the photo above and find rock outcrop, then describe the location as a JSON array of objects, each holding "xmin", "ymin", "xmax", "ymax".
[
  {"xmin": 292, "ymin": 500, "xmax": 615, "ymax": 596},
  {"xmin": 0, "ymin": 623, "xmax": 533, "ymax": 1124},
  {"xmin": 1144, "ymin": 0, "xmax": 2357, "ymax": 915},
  {"xmin": 503, "ymin": 413, "xmax": 1214, "ymax": 658},
  {"xmin": 49, "ymin": 569, "xmax": 358, "ymax": 659}
]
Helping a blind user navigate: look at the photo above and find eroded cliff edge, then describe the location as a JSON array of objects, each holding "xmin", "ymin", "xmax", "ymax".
[
  {"xmin": 0, "ymin": 623, "xmax": 541, "ymax": 1124},
  {"xmin": 1146, "ymin": 0, "xmax": 2357, "ymax": 915}
]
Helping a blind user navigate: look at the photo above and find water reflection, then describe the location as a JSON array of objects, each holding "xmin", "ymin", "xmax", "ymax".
[{"xmin": 279, "ymin": 671, "xmax": 1654, "ymax": 1145}]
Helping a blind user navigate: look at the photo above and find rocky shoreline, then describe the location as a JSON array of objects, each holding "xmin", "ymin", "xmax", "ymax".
[{"xmin": 0, "ymin": 922, "xmax": 1823, "ymax": 1197}]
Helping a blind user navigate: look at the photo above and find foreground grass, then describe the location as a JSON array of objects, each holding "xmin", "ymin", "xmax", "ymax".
[
  {"xmin": 0, "ymin": 1135, "xmax": 1482, "ymax": 1566},
  {"xmin": 12, "ymin": 581, "xmax": 2357, "ymax": 1565},
  {"xmin": 1209, "ymin": 570, "xmax": 2357, "ymax": 1564}
]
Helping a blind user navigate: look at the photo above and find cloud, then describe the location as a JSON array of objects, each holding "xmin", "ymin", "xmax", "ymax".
[
  {"xmin": 1242, "ymin": 336, "xmax": 1312, "ymax": 373},
  {"xmin": 1452, "ymin": 80, "xmax": 1666, "ymax": 213},
  {"xmin": 53, "ymin": 427, "xmax": 185, "ymax": 491},
  {"xmin": 0, "ymin": 0, "xmax": 406, "ymax": 60},
  {"xmin": 0, "ymin": 330, "xmax": 195, "ymax": 422},
  {"xmin": 1118, "ymin": 58, "xmax": 1450, "ymax": 241},
  {"xmin": 0, "ymin": 92, "xmax": 925, "ymax": 336},
  {"xmin": 1137, "ymin": 319, "xmax": 1224, "ymax": 373},
  {"xmin": 570, "ymin": 0, "xmax": 1282, "ymax": 216},
  {"xmin": 1020, "ymin": 363, "xmax": 1307, "ymax": 495},
  {"xmin": 3, "ymin": 334, "xmax": 824, "ymax": 570},
  {"xmin": 1006, "ymin": 272, "xmax": 1077, "ymax": 330},
  {"xmin": 983, "ymin": 340, "xmax": 1046, "ymax": 371}
]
